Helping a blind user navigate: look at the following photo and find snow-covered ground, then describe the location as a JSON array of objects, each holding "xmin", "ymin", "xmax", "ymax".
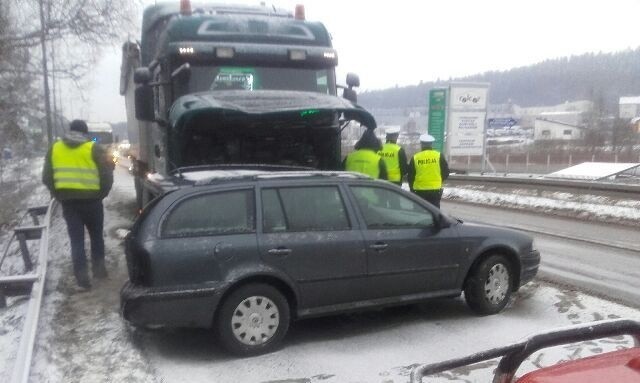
[
  {"xmin": 443, "ymin": 184, "xmax": 640, "ymax": 226},
  {"xmin": 0, "ymin": 158, "xmax": 638, "ymax": 382}
]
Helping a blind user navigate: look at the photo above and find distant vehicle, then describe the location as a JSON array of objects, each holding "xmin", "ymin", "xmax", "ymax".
[
  {"xmin": 86, "ymin": 122, "xmax": 114, "ymax": 145},
  {"xmin": 411, "ymin": 319, "xmax": 640, "ymax": 383},
  {"xmin": 121, "ymin": 170, "xmax": 540, "ymax": 356}
]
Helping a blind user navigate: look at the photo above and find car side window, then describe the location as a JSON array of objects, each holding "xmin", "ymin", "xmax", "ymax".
[
  {"xmin": 350, "ymin": 186, "xmax": 435, "ymax": 229},
  {"xmin": 162, "ymin": 189, "xmax": 255, "ymax": 237},
  {"xmin": 262, "ymin": 186, "xmax": 350, "ymax": 232}
]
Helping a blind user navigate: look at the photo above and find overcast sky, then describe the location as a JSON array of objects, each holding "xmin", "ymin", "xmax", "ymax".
[{"xmin": 72, "ymin": 0, "xmax": 640, "ymax": 123}]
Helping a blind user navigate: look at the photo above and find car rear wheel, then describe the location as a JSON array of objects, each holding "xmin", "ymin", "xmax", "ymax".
[
  {"xmin": 464, "ymin": 254, "xmax": 513, "ymax": 315},
  {"xmin": 216, "ymin": 283, "xmax": 290, "ymax": 356}
]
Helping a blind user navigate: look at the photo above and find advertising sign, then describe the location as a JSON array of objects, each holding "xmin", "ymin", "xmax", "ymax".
[
  {"xmin": 448, "ymin": 112, "xmax": 486, "ymax": 156},
  {"xmin": 449, "ymin": 86, "xmax": 488, "ymax": 110},
  {"xmin": 447, "ymin": 83, "xmax": 489, "ymax": 156},
  {"xmin": 428, "ymin": 88, "xmax": 447, "ymax": 153}
]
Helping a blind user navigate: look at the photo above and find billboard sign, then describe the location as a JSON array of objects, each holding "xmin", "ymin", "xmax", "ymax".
[
  {"xmin": 449, "ymin": 86, "xmax": 488, "ymax": 110},
  {"xmin": 447, "ymin": 83, "xmax": 489, "ymax": 156},
  {"xmin": 448, "ymin": 112, "xmax": 486, "ymax": 155}
]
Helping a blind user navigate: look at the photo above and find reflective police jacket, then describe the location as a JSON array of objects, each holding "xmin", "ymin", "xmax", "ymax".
[
  {"xmin": 408, "ymin": 149, "xmax": 449, "ymax": 191},
  {"xmin": 42, "ymin": 132, "xmax": 114, "ymax": 201},
  {"xmin": 378, "ymin": 143, "xmax": 408, "ymax": 182},
  {"xmin": 344, "ymin": 149, "xmax": 387, "ymax": 179}
]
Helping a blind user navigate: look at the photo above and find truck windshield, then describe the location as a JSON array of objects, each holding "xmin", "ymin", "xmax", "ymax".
[{"xmin": 176, "ymin": 65, "xmax": 336, "ymax": 96}]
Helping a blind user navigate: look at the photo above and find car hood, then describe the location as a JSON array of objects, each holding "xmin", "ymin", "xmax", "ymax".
[{"xmin": 168, "ymin": 90, "xmax": 377, "ymax": 130}]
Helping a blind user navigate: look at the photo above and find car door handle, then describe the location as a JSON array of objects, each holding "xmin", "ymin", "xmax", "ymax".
[
  {"xmin": 268, "ymin": 247, "xmax": 292, "ymax": 256},
  {"xmin": 370, "ymin": 242, "xmax": 388, "ymax": 251}
]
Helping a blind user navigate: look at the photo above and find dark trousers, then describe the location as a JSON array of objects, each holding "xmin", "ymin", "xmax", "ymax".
[
  {"xmin": 413, "ymin": 189, "xmax": 443, "ymax": 208},
  {"xmin": 61, "ymin": 200, "xmax": 105, "ymax": 275}
]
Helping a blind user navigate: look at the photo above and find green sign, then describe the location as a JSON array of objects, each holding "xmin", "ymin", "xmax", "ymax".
[{"xmin": 428, "ymin": 88, "xmax": 447, "ymax": 153}]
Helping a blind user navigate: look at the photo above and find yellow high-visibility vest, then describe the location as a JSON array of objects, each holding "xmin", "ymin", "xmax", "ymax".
[
  {"xmin": 51, "ymin": 141, "xmax": 100, "ymax": 191},
  {"xmin": 412, "ymin": 150, "xmax": 442, "ymax": 190},
  {"xmin": 345, "ymin": 149, "xmax": 381, "ymax": 179},
  {"xmin": 378, "ymin": 143, "xmax": 402, "ymax": 182}
]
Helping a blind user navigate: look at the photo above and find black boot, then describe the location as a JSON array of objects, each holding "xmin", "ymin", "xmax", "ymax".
[
  {"xmin": 92, "ymin": 258, "xmax": 108, "ymax": 279},
  {"xmin": 75, "ymin": 269, "xmax": 91, "ymax": 289}
]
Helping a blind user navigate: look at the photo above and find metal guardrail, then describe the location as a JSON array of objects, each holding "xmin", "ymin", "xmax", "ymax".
[
  {"xmin": 410, "ymin": 318, "xmax": 640, "ymax": 383},
  {"xmin": 448, "ymin": 174, "xmax": 640, "ymax": 194},
  {"xmin": 0, "ymin": 200, "xmax": 56, "ymax": 383}
]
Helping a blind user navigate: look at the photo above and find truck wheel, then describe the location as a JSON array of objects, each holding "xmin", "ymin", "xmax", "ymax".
[
  {"xmin": 464, "ymin": 254, "xmax": 513, "ymax": 315},
  {"xmin": 216, "ymin": 283, "xmax": 290, "ymax": 356}
]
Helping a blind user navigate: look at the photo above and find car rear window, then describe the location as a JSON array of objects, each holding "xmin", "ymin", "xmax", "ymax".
[
  {"xmin": 262, "ymin": 186, "xmax": 350, "ymax": 232},
  {"xmin": 162, "ymin": 189, "xmax": 255, "ymax": 237}
]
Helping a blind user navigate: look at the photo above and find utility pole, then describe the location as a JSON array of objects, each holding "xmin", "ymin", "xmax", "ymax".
[{"xmin": 38, "ymin": 0, "xmax": 53, "ymax": 145}]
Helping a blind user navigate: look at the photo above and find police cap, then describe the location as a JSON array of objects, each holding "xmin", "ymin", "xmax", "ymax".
[{"xmin": 419, "ymin": 133, "xmax": 436, "ymax": 143}]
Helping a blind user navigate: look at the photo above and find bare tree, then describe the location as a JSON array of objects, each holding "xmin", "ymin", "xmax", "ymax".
[{"xmin": 1, "ymin": 0, "xmax": 137, "ymax": 145}]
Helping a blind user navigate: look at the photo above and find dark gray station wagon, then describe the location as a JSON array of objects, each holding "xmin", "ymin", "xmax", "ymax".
[{"xmin": 121, "ymin": 170, "xmax": 540, "ymax": 356}]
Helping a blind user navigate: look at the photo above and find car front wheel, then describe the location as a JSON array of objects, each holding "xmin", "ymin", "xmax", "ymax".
[
  {"xmin": 464, "ymin": 254, "xmax": 513, "ymax": 315},
  {"xmin": 216, "ymin": 283, "xmax": 290, "ymax": 356}
]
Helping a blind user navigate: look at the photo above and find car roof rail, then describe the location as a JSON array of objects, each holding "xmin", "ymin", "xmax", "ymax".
[{"xmin": 186, "ymin": 168, "xmax": 371, "ymax": 186}]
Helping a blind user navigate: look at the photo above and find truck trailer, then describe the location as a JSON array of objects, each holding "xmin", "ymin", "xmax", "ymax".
[{"xmin": 120, "ymin": 1, "xmax": 376, "ymax": 208}]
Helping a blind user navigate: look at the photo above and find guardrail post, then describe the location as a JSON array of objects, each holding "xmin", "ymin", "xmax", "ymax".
[
  {"xmin": 13, "ymin": 226, "xmax": 44, "ymax": 272},
  {"xmin": 27, "ymin": 206, "xmax": 48, "ymax": 226},
  {"xmin": 467, "ymin": 155, "xmax": 471, "ymax": 172},
  {"xmin": 505, "ymin": 154, "xmax": 510, "ymax": 174},
  {"xmin": 16, "ymin": 233, "xmax": 33, "ymax": 272},
  {"xmin": 615, "ymin": 153, "xmax": 618, "ymax": 163},
  {"xmin": 546, "ymin": 154, "xmax": 551, "ymax": 173},
  {"xmin": 568, "ymin": 154, "xmax": 572, "ymax": 167},
  {"xmin": 591, "ymin": 154, "xmax": 595, "ymax": 162},
  {"xmin": 525, "ymin": 152, "xmax": 530, "ymax": 172}
]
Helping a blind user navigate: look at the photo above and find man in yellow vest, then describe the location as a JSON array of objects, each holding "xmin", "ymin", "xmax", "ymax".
[
  {"xmin": 42, "ymin": 120, "xmax": 114, "ymax": 289},
  {"xmin": 408, "ymin": 133, "xmax": 449, "ymax": 208},
  {"xmin": 343, "ymin": 129, "xmax": 387, "ymax": 179},
  {"xmin": 378, "ymin": 127, "xmax": 408, "ymax": 186}
]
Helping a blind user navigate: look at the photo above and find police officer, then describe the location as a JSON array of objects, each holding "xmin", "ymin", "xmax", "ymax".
[
  {"xmin": 42, "ymin": 120, "xmax": 114, "ymax": 289},
  {"xmin": 343, "ymin": 129, "xmax": 387, "ymax": 179},
  {"xmin": 378, "ymin": 127, "xmax": 408, "ymax": 186},
  {"xmin": 408, "ymin": 133, "xmax": 449, "ymax": 208}
]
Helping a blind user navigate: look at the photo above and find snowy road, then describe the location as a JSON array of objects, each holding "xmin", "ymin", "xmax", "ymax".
[
  {"xmin": 2, "ymin": 163, "xmax": 638, "ymax": 383},
  {"xmin": 442, "ymin": 202, "xmax": 640, "ymax": 309}
]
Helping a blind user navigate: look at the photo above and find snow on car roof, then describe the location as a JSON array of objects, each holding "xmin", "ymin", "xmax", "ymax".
[{"xmin": 180, "ymin": 169, "xmax": 370, "ymax": 185}]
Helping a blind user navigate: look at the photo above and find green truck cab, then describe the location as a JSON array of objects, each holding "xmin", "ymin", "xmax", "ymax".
[{"xmin": 120, "ymin": 2, "xmax": 373, "ymax": 208}]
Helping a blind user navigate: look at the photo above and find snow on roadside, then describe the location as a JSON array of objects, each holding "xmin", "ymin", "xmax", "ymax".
[
  {"xmin": 0, "ymin": 158, "xmax": 51, "ymax": 382},
  {"xmin": 28, "ymin": 166, "xmax": 157, "ymax": 382},
  {"xmin": 444, "ymin": 186, "xmax": 640, "ymax": 225}
]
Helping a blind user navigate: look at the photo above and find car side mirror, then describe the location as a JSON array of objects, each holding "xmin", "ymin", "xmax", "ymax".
[
  {"xmin": 134, "ymin": 67, "xmax": 152, "ymax": 84},
  {"xmin": 135, "ymin": 85, "xmax": 154, "ymax": 121},
  {"xmin": 436, "ymin": 213, "xmax": 452, "ymax": 230}
]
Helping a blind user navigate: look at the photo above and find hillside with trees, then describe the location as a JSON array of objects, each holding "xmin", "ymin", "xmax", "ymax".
[{"xmin": 359, "ymin": 48, "xmax": 640, "ymax": 113}]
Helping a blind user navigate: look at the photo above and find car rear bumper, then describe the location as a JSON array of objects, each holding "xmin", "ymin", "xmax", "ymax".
[
  {"xmin": 120, "ymin": 280, "xmax": 229, "ymax": 328},
  {"xmin": 520, "ymin": 249, "xmax": 540, "ymax": 286}
]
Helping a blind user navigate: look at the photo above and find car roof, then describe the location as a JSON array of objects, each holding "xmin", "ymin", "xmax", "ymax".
[{"xmin": 177, "ymin": 169, "xmax": 372, "ymax": 186}]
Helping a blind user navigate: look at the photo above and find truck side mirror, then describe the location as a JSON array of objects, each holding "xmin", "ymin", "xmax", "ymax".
[
  {"xmin": 135, "ymin": 85, "xmax": 154, "ymax": 121},
  {"xmin": 134, "ymin": 67, "xmax": 152, "ymax": 84},
  {"xmin": 346, "ymin": 73, "xmax": 360, "ymax": 88},
  {"xmin": 343, "ymin": 88, "xmax": 358, "ymax": 104}
]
